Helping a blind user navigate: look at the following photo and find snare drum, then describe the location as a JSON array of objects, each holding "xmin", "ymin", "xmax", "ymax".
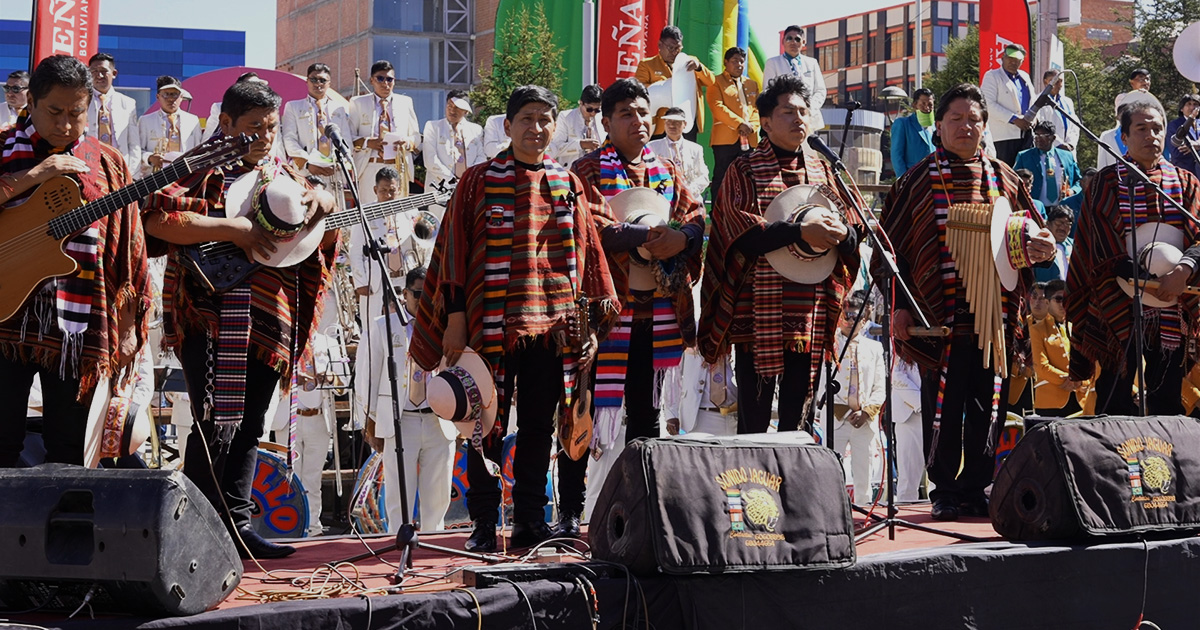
[
  {"xmin": 251, "ymin": 447, "xmax": 309, "ymax": 539},
  {"xmin": 351, "ymin": 452, "xmax": 388, "ymax": 534}
]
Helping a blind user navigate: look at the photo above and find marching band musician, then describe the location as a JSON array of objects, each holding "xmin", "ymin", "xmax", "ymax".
[
  {"xmin": 422, "ymin": 90, "xmax": 485, "ymax": 190},
  {"xmin": 647, "ymin": 107, "xmax": 710, "ymax": 199},
  {"xmin": 570, "ymin": 78, "xmax": 706, "ymax": 535},
  {"xmin": 482, "ymin": 113, "xmax": 510, "ymax": 159},
  {"xmin": 1068, "ymin": 98, "xmax": 1200, "ymax": 416},
  {"xmin": 135, "ymin": 76, "xmax": 203, "ymax": 178},
  {"xmin": 347, "ymin": 167, "xmax": 404, "ymax": 326},
  {"xmin": 698, "ymin": 74, "xmax": 859, "ymax": 436},
  {"xmin": 549, "ymin": 85, "xmax": 606, "ymax": 169},
  {"xmin": 141, "ymin": 79, "xmax": 340, "ymax": 559},
  {"xmin": 1166, "ymin": 94, "xmax": 1200, "ymax": 178},
  {"xmin": 1, "ymin": 71, "xmax": 29, "ymax": 129},
  {"xmin": 354, "ymin": 266, "xmax": 457, "ymax": 532},
  {"xmin": 706, "ymin": 46, "xmax": 759, "ymax": 200},
  {"xmin": 878, "ymin": 83, "xmax": 1054, "ymax": 522},
  {"xmin": 636, "ymin": 26, "xmax": 717, "ymax": 142},
  {"xmin": 349, "ymin": 60, "xmax": 420, "ymax": 204},
  {"xmin": 87, "ymin": 53, "xmax": 141, "ymax": 170},
  {"xmin": 411, "ymin": 85, "xmax": 618, "ymax": 553},
  {"xmin": 0, "ymin": 55, "xmax": 152, "ymax": 468},
  {"xmin": 281, "ymin": 63, "xmax": 354, "ymax": 186},
  {"xmin": 761, "ymin": 26, "xmax": 827, "ymax": 131}
]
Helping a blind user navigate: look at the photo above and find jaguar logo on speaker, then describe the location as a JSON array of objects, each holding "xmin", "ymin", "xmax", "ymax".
[
  {"xmin": 1117, "ymin": 435, "xmax": 1176, "ymax": 509},
  {"xmin": 715, "ymin": 466, "xmax": 785, "ymax": 547}
]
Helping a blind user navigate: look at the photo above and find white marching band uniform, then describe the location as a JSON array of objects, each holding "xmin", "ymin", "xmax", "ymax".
[
  {"xmin": 421, "ymin": 117, "xmax": 485, "ymax": 189},
  {"xmin": 816, "ymin": 328, "xmax": 887, "ymax": 505},
  {"xmin": 482, "ymin": 114, "xmax": 510, "ymax": 159},
  {"xmin": 135, "ymin": 109, "xmax": 203, "ymax": 178},
  {"xmin": 647, "ymin": 136, "xmax": 711, "ymax": 198},
  {"xmin": 348, "ymin": 92, "xmax": 421, "ymax": 205},
  {"xmin": 762, "ymin": 53, "xmax": 828, "ymax": 130},
  {"xmin": 549, "ymin": 107, "xmax": 606, "ymax": 168},
  {"xmin": 88, "ymin": 88, "xmax": 142, "ymax": 171},
  {"xmin": 281, "ymin": 94, "xmax": 354, "ymax": 184},
  {"xmin": 353, "ymin": 311, "xmax": 456, "ymax": 532},
  {"xmin": 890, "ymin": 357, "xmax": 925, "ymax": 503}
]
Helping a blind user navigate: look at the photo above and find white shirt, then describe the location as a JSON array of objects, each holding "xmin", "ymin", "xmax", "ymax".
[
  {"xmin": 135, "ymin": 109, "xmax": 203, "ymax": 178},
  {"xmin": 762, "ymin": 54, "xmax": 827, "ymax": 129},
  {"xmin": 88, "ymin": 89, "xmax": 141, "ymax": 173},
  {"xmin": 816, "ymin": 330, "xmax": 888, "ymax": 419},
  {"xmin": 280, "ymin": 95, "xmax": 354, "ymax": 174},
  {"xmin": 1036, "ymin": 93, "xmax": 1079, "ymax": 153},
  {"xmin": 354, "ymin": 312, "xmax": 453, "ymax": 438},
  {"xmin": 0, "ymin": 103, "xmax": 19, "ymax": 129},
  {"xmin": 1098, "ymin": 127, "xmax": 1122, "ymax": 170},
  {"xmin": 980, "ymin": 67, "xmax": 1037, "ymax": 142},
  {"xmin": 482, "ymin": 114, "xmax": 509, "ymax": 159},
  {"xmin": 421, "ymin": 117, "xmax": 485, "ymax": 188},
  {"xmin": 348, "ymin": 92, "xmax": 422, "ymax": 178},
  {"xmin": 549, "ymin": 107, "xmax": 606, "ymax": 168},
  {"xmin": 647, "ymin": 136, "xmax": 710, "ymax": 199}
]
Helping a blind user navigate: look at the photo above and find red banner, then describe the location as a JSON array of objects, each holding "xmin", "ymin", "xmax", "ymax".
[
  {"xmin": 597, "ymin": 0, "xmax": 669, "ymax": 88},
  {"xmin": 31, "ymin": 0, "xmax": 101, "ymax": 68},
  {"xmin": 978, "ymin": 0, "xmax": 1031, "ymax": 84}
]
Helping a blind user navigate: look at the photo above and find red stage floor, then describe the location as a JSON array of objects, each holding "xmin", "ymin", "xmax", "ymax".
[{"xmin": 225, "ymin": 503, "xmax": 999, "ymax": 609}]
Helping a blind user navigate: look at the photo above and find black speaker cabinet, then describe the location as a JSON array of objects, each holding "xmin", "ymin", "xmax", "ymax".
[
  {"xmin": 591, "ymin": 434, "xmax": 856, "ymax": 575},
  {"xmin": 0, "ymin": 465, "xmax": 242, "ymax": 616},
  {"xmin": 991, "ymin": 415, "xmax": 1200, "ymax": 541}
]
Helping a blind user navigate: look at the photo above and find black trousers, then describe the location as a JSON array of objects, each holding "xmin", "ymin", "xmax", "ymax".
[
  {"xmin": 734, "ymin": 344, "xmax": 812, "ymax": 434},
  {"xmin": 0, "ymin": 356, "xmax": 92, "ymax": 468},
  {"xmin": 180, "ymin": 334, "xmax": 281, "ymax": 531},
  {"xmin": 919, "ymin": 337, "xmax": 1009, "ymax": 505},
  {"xmin": 556, "ymin": 319, "xmax": 661, "ymax": 517},
  {"xmin": 712, "ymin": 143, "xmax": 750, "ymax": 201},
  {"xmin": 465, "ymin": 340, "xmax": 566, "ymax": 524},
  {"xmin": 994, "ymin": 133, "xmax": 1032, "ymax": 166},
  {"xmin": 1093, "ymin": 339, "xmax": 1186, "ymax": 416},
  {"xmin": 1035, "ymin": 392, "xmax": 1083, "ymax": 418}
]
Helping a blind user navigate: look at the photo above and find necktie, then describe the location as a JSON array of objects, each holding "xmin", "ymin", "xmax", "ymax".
[
  {"xmin": 410, "ymin": 363, "xmax": 427, "ymax": 408},
  {"xmin": 671, "ymin": 141, "xmax": 683, "ymax": 169},
  {"xmin": 378, "ymin": 98, "xmax": 392, "ymax": 140},
  {"xmin": 789, "ymin": 57, "xmax": 801, "ymax": 77},
  {"xmin": 97, "ymin": 94, "xmax": 113, "ymax": 145},
  {"xmin": 454, "ymin": 127, "xmax": 467, "ymax": 177},
  {"xmin": 847, "ymin": 339, "xmax": 861, "ymax": 412},
  {"xmin": 735, "ymin": 76, "xmax": 748, "ymax": 112},
  {"xmin": 166, "ymin": 114, "xmax": 181, "ymax": 153},
  {"xmin": 708, "ymin": 360, "xmax": 730, "ymax": 407},
  {"xmin": 316, "ymin": 99, "xmax": 331, "ymax": 156}
]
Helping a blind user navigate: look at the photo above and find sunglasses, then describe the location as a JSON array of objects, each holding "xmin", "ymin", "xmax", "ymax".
[
  {"xmin": 785, "ymin": 36, "xmax": 804, "ymax": 42},
  {"xmin": 308, "ymin": 76, "xmax": 329, "ymax": 84},
  {"xmin": 373, "ymin": 75, "xmax": 396, "ymax": 84},
  {"xmin": 584, "ymin": 106, "xmax": 600, "ymax": 114},
  {"xmin": 3, "ymin": 85, "xmax": 27, "ymax": 93},
  {"xmin": 1050, "ymin": 295, "xmax": 1065, "ymax": 303},
  {"xmin": 407, "ymin": 289, "xmax": 422, "ymax": 300}
]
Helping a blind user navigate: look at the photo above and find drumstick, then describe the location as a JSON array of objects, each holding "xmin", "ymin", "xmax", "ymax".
[{"xmin": 906, "ymin": 326, "xmax": 951, "ymax": 337}]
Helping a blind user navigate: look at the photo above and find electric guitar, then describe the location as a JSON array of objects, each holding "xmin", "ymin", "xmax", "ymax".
[
  {"xmin": 561, "ymin": 295, "xmax": 594, "ymax": 461},
  {"xmin": 0, "ymin": 133, "xmax": 254, "ymax": 323},
  {"xmin": 176, "ymin": 184, "xmax": 454, "ymax": 294}
]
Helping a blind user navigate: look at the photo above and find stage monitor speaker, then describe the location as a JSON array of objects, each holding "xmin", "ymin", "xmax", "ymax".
[
  {"xmin": 591, "ymin": 433, "xmax": 855, "ymax": 575},
  {"xmin": 0, "ymin": 465, "xmax": 242, "ymax": 616},
  {"xmin": 991, "ymin": 415, "xmax": 1200, "ymax": 541}
]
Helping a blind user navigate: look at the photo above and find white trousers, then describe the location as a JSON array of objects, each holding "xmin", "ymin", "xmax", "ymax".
[
  {"xmin": 357, "ymin": 161, "xmax": 388, "ymax": 205},
  {"xmin": 584, "ymin": 424, "xmax": 626, "ymax": 520},
  {"xmin": 691, "ymin": 409, "xmax": 738, "ymax": 436},
  {"xmin": 381, "ymin": 411, "xmax": 456, "ymax": 532},
  {"xmin": 833, "ymin": 418, "xmax": 878, "ymax": 506},
  {"xmin": 295, "ymin": 414, "xmax": 332, "ymax": 536},
  {"xmin": 893, "ymin": 409, "xmax": 926, "ymax": 502}
]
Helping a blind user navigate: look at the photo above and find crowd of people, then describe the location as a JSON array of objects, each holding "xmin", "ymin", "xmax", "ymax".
[{"xmin": 1, "ymin": 24, "xmax": 1198, "ymax": 558}]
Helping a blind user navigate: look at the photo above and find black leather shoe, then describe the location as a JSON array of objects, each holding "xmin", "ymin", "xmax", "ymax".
[
  {"xmin": 235, "ymin": 525, "xmax": 296, "ymax": 559},
  {"xmin": 509, "ymin": 520, "xmax": 554, "ymax": 549},
  {"xmin": 552, "ymin": 513, "xmax": 582, "ymax": 539},
  {"xmin": 930, "ymin": 500, "xmax": 960, "ymax": 522},
  {"xmin": 958, "ymin": 498, "xmax": 990, "ymax": 518},
  {"xmin": 464, "ymin": 520, "xmax": 497, "ymax": 553}
]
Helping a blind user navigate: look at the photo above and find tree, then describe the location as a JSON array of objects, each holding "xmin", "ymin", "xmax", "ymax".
[
  {"xmin": 1059, "ymin": 29, "xmax": 1123, "ymax": 170},
  {"xmin": 1111, "ymin": 0, "xmax": 1200, "ymax": 114},
  {"xmin": 923, "ymin": 26, "xmax": 981, "ymax": 99},
  {"xmin": 469, "ymin": 2, "xmax": 570, "ymax": 122}
]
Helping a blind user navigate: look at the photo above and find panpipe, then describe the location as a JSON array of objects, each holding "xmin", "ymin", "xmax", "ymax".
[{"xmin": 945, "ymin": 203, "xmax": 1008, "ymax": 377}]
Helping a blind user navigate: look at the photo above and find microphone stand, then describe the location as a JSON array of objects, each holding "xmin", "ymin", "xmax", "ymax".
[
  {"xmin": 836, "ymin": 104, "xmax": 861, "ymax": 162},
  {"xmin": 1039, "ymin": 97, "xmax": 1200, "ymax": 416},
  {"xmin": 325, "ymin": 139, "xmax": 503, "ymax": 587},
  {"xmin": 818, "ymin": 150, "xmax": 984, "ymax": 544}
]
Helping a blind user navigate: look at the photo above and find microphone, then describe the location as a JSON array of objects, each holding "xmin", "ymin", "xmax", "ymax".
[
  {"xmin": 844, "ymin": 100, "xmax": 862, "ymax": 111},
  {"xmin": 806, "ymin": 135, "xmax": 845, "ymax": 172},
  {"xmin": 324, "ymin": 123, "xmax": 353, "ymax": 157},
  {"xmin": 1023, "ymin": 69, "xmax": 1061, "ymax": 123}
]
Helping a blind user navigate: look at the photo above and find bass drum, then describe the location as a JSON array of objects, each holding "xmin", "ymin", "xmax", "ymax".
[
  {"xmin": 250, "ymin": 447, "xmax": 309, "ymax": 539},
  {"xmin": 351, "ymin": 451, "xmax": 388, "ymax": 534},
  {"xmin": 993, "ymin": 412, "xmax": 1026, "ymax": 477}
]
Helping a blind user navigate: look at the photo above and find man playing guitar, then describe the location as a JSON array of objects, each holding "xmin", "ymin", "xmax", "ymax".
[
  {"xmin": 0, "ymin": 55, "xmax": 151, "ymax": 468},
  {"xmin": 141, "ymin": 80, "xmax": 339, "ymax": 559}
]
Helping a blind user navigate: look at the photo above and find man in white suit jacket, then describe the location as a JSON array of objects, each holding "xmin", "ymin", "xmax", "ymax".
[
  {"xmin": 422, "ymin": 90, "xmax": 485, "ymax": 189},
  {"xmin": 549, "ymin": 85, "xmax": 606, "ymax": 168},
  {"xmin": 281, "ymin": 63, "xmax": 353, "ymax": 185},
  {"xmin": 980, "ymin": 43, "xmax": 1036, "ymax": 165},
  {"xmin": 353, "ymin": 269, "xmax": 456, "ymax": 532},
  {"xmin": 816, "ymin": 291, "xmax": 887, "ymax": 506},
  {"xmin": 0, "ymin": 71, "xmax": 28, "ymax": 129},
  {"xmin": 647, "ymin": 107, "xmax": 710, "ymax": 199},
  {"xmin": 87, "ymin": 53, "xmax": 141, "ymax": 172},
  {"xmin": 349, "ymin": 60, "xmax": 421, "ymax": 205},
  {"xmin": 1034, "ymin": 70, "xmax": 1079, "ymax": 155},
  {"xmin": 135, "ymin": 78, "xmax": 203, "ymax": 178},
  {"xmin": 762, "ymin": 25, "xmax": 827, "ymax": 130},
  {"xmin": 482, "ymin": 113, "xmax": 510, "ymax": 159}
]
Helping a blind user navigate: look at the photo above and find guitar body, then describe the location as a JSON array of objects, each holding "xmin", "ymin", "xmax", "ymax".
[
  {"xmin": 0, "ymin": 176, "xmax": 86, "ymax": 322},
  {"xmin": 561, "ymin": 386, "xmax": 594, "ymax": 461}
]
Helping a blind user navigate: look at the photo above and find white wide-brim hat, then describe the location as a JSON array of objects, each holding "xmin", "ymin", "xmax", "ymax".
[
  {"xmin": 428, "ymin": 347, "xmax": 498, "ymax": 440},
  {"xmin": 225, "ymin": 168, "xmax": 325, "ymax": 267},
  {"xmin": 988, "ymin": 196, "xmax": 1030, "ymax": 293},
  {"xmin": 762, "ymin": 184, "xmax": 843, "ymax": 284},
  {"xmin": 609, "ymin": 187, "xmax": 672, "ymax": 291},
  {"xmin": 83, "ymin": 377, "xmax": 153, "ymax": 469},
  {"xmin": 1117, "ymin": 223, "xmax": 1187, "ymax": 308}
]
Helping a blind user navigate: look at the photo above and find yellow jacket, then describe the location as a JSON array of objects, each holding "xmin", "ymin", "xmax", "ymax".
[
  {"xmin": 1030, "ymin": 315, "xmax": 1096, "ymax": 414},
  {"xmin": 635, "ymin": 55, "xmax": 717, "ymax": 136},
  {"xmin": 707, "ymin": 72, "xmax": 760, "ymax": 148}
]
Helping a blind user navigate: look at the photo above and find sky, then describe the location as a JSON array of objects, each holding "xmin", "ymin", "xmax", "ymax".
[
  {"xmin": 748, "ymin": 0, "xmax": 919, "ymax": 47},
  {"xmin": 1, "ymin": 0, "xmax": 277, "ymax": 68}
]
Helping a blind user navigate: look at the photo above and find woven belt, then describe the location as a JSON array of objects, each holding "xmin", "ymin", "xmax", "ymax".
[
  {"xmin": 297, "ymin": 407, "xmax": 323, "ymax": 417},
  {"xmin": 405, "ymin": 407, "xmax": 434, "ymax": 415}
]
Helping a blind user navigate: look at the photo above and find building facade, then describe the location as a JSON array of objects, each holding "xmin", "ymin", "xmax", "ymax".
[{"xmin": 277, "ymin": 0, "xmax": 476, "ymax": 125}]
